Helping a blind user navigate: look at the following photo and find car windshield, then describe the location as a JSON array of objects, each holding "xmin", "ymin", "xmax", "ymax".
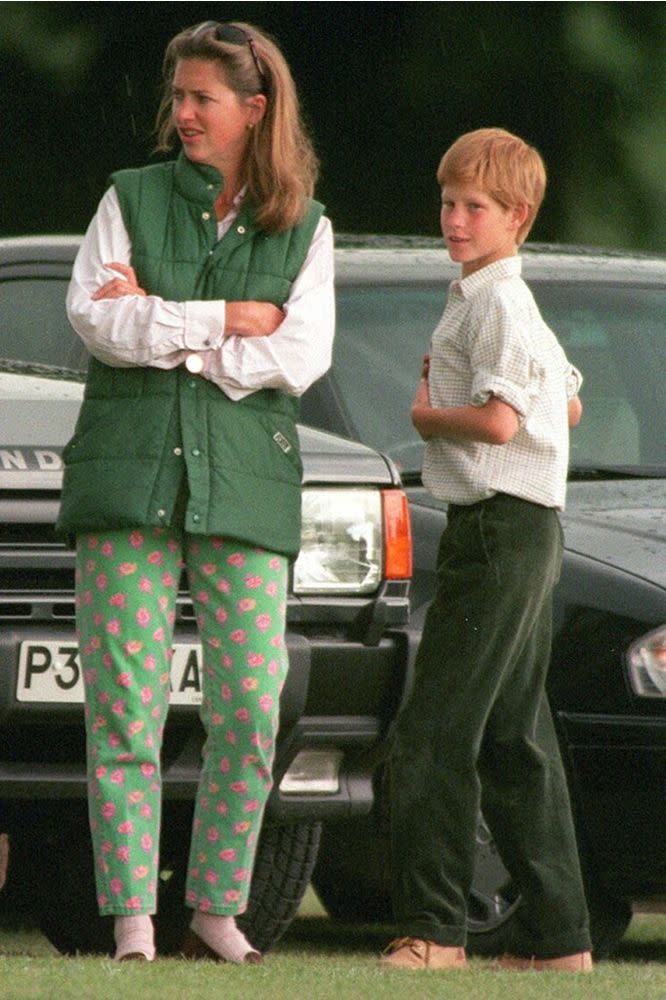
[
  {"xmin": 332, "ymin": 281, "xmax": 666, "ymax": 480},
  {"xmin": 0, "ymin": 277, "xmax": 87, "ymax": 377}
]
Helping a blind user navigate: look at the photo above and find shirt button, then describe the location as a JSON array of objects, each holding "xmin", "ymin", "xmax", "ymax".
[
  {"xmin": 237, "ymin": 225, "xmax": 246, "ymax": 234},
  {"xmin": 189, "ymin": 379, "xmax": 197, "ymax": 388},
  {"xmin": 191, "ymin": 448, "xmax": 201, "ymax": 457},
  {"xmin": 202, "ymin": 211, "xmax": 211, "ymax": 221},
  {"xmin": 173, "ymin": 447, "xmax": 183, "ymax": 456},
  {"xmin": 207, "ymin": 183, "xmax": 214, "ymax": 190}
]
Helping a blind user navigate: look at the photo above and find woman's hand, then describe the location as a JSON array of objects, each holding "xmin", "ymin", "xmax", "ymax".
[
  {"xmin": 91, "ymin": 263, "xmax": 147, "ymax": 301},
  {"xmin": 225, "ymin": 301, "xmax": 285, "ymax": 337}
]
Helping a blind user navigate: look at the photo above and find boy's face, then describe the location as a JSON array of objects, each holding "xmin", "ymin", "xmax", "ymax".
[{"xmin": 440, "ymin": 182, "xmax": 527, "ymax": 278}]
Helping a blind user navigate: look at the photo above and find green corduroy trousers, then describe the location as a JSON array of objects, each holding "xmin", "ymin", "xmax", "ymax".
[{"xmin": 390, "ymin": 492, "xmax": 592, "ymax": 958}]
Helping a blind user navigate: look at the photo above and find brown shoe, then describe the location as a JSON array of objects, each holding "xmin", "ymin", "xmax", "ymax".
[
  {"xmin": 498, "ymin": 951, "xmax": 593, "ymax": 972},
  {"xmin": 380, "ymin": 937, "xmax": 467, "ymax": 970}
]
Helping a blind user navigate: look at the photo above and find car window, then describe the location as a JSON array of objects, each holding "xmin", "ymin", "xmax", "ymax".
[
  {"xmin": 0, "ymin": 278, "xmax": 88, "ymax": 373},
  {"xmin": 331, "ymin": 281, "xmax": 666, "ymax": 476}
]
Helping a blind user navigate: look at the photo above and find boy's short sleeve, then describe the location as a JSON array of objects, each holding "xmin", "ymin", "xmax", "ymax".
[
  {"xmin": 467, "ymin": 292, "xmax": 541, "ymax": 420},
  {"xmin": 566, "ymin": 364, "xmax": 583, "ymax": 399}
]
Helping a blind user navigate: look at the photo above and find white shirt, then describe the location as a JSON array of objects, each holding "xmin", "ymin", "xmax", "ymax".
[
  {"xmin": 66, "ymin": 185, "xmax": 335, "ymax": 400},
  {"xmin": 422, "ymin": 256, "xmax": 582, "ymax": 510}
]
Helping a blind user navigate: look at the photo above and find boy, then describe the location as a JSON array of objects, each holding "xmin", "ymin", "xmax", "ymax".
[{"xmin": 381, "ymin": 128, "xmax": 592, "ymax": 972}]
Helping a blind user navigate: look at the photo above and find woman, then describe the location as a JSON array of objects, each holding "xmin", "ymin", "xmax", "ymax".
[{"xmin": 57, "ymin": 20, "xmax": 334, "ymax": 964}]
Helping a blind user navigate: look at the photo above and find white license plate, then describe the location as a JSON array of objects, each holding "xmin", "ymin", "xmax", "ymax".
[{"xmin": 17, "ymin": 642, "xmax": 203, "ymax": 705}]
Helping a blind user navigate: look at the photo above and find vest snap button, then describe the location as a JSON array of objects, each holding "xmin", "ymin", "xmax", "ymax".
[
  {"xmin": 202, "ymin": 211, "xmax": 211, "ymax": 221},
  {"xmin": 237, "ymin": 225, "xmax": 246, "ymax": 234},
  {"xmin": 192, "ymin": 513, "xmax": 201, "ymax": 523},
  {"xmin": 174, "ymin": 447, "xmax": 182, "ymax": 456},
  {"xmin": 157, "ymin": 509, "xmax": 166, "ymax": 518},
  {"xmin": 192, "ymin": 448, "xmax": 201, "ymax": 458}
]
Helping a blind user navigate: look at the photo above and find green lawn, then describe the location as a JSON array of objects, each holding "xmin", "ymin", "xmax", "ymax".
[{"xmin": 1, "ymin": 895, "xmax": 665, "ymax": 1000}]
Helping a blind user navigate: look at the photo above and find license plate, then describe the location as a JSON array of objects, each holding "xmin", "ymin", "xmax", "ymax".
[{"xmin": 17, "ymin": 642, "xmax": 203, "ymax": 705}]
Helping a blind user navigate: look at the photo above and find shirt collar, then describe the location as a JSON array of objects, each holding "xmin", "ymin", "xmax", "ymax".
[{"xmin": 451, "ymin": 255, "xmax": 522, "ymax": 299}]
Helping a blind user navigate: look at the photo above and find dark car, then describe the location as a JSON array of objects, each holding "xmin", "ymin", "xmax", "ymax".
[
  {"xmin": 304, "ymin": 236, "xmax": 666, "ymax": 958},
  {"xmin": 0, "ymin": 235, "xmax": 414, "ymax": 956},
  {"xmin": 1, "ymin": 235, "xmax": 665, "ymax": 959}
]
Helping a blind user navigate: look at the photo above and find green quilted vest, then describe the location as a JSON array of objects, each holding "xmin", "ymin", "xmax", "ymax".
[{"xmin": 57, "ymin": 153, "xmax": 324, "ymax": 557}]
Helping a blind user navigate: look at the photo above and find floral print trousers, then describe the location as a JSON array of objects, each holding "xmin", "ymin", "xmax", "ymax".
[{"xmin": 75, "ymin": 527, "xmax": 288, "ymax": 917}]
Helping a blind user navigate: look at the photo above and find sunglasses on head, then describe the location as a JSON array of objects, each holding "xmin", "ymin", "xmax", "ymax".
[{"xmin": 191, "ymin": 21, "xmax": 268, "ymax": 94}]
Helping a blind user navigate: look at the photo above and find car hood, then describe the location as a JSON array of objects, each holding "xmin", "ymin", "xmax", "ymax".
[
  {"xmin": 561, "ymin": 480, "xmax": 666, "ymax": 589},
  {"xmin": 0, "ymin": 372, "xmax": 394, "ymax": 490}
]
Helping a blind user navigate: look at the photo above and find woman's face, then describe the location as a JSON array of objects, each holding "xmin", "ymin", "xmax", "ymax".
[{"xmin": 171, "ymin": 58, "xmax": 264, "ymax": 175}]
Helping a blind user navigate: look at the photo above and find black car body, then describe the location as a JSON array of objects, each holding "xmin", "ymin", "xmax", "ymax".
[{"xmin": 1, "ymin": 234, "xmax": 665, "ymax": 958}]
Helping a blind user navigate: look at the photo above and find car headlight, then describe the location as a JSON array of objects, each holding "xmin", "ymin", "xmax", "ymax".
[
  {"xmin": 293, "ymin": 487, "xmax": 412, "ymax": 595},
  {"xmin": 626, "ymin": 626, "xmax": 666, "ymax": 698}
]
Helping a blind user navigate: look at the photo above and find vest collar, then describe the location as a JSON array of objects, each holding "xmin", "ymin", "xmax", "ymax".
[{"xmin": 174, "ymin": 151, "xmax": 224, "ymax": 205}]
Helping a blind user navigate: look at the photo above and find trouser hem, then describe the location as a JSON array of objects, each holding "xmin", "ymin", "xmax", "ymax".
[{"xmin": 398, "ymin": 921, "xmax": 466, "ymax": 948}]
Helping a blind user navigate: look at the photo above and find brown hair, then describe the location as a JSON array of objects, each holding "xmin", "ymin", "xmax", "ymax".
[
  {"xmin": 437, "ymin": 128, "xmax": 546, "ymax": 244},
  {"xmin": 155, "ymin": 21, "xmax": 319, "ymax": 233}
]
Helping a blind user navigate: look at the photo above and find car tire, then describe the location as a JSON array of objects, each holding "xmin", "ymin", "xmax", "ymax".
[{"xmin": 25, "ymin": 803, "xmax": 320, "ymax": 956}]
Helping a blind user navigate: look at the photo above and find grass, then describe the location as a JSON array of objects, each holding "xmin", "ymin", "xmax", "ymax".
[{"xmin": 1, "ymin": 892, "xmax": 665, "ymax": 1000}]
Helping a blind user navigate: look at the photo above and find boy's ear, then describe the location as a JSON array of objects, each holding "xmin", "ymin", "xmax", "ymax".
[{"xmin": 510, "ymin": 203, "xmax": 530, "ymax": 231}]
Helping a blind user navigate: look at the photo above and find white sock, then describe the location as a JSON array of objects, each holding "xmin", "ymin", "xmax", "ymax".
[
  {"xmin": 114, "ymin": 914, "xmax": 155, "ymax": 961},
  {"xmin": 190, "ymin": 911, "xmax": 258, "ymax": 963}
]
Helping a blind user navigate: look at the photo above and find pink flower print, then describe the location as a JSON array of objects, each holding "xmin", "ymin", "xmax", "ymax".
[
  {"xmin": 116, "ymin": 751, "xmax": 135, "ymax": 763},
  {"xmin": 110, "ymin": 592, "xmax": 127, "ymax": 608},
  {"xmin": 97, "ymin": 893, "xmax": 108, "ymax": 908},
  {"xmin": 205, "ymin": 869, "xmax": 219, "ymax": 885},
  {"xmin": 128, "ymin": 719, "xmax": 144, "ymax": 736},
  {"xmin": 128, "ymin": 790, "xmax": 144, "ymax": 805},
  {"xmin": 269, "ymin": 556, "xmax": 282, "ymax": 570},
  {"xmin": 141, "ymin": 833, "xmax": 153, "ymax": 852},
  {"xmin": 230, "ymin": 781, "xmax": 248, "ymax": 795},
  {"xmin": 218, "ymin": 848, "xmax": 237, "ymax": 862},
  {"xmin": 237, "ymin": 597, "xmax": 256, "ymax": 613},
  {"xmin": 215, "ymin": 607, "xmax": 229, "ymax": 625},
  {"xmin": 101, "ymin": 541, "xmax": 114, "ymax": 557},
  {"xmin": 201, "ymin": 563, "xmax": 217, "ymax": 576},
  {"xmin": 93, "ymin": 612, "xmax": 104, "ymax": 628},
  {"xmin": 223, "ymin": 654, "xmax": 233, "ymax": 669},
  {"xmin": 225, "ymin": 730, "xmax": 236, "ymax": 746},
  {"xmin": 255, "ymin": 613, "xmax": 271, "ymax": 632},
  {"xmin": 244, "ymin": 574, "xmax": 263, "ymax": 589},
  {"xmin": 199, "ymin": 897, "xmax": 213, "ymax": 913},
  {"xmin": 219, "ymin": 756, "xmax": 231, "ymax": 774},
  {"xmin": 125, "ymin": 896, "xmax": 142, "ymax": 910},
  {"xmin": 259, "ymin": 694, "xmax": 274, "ymax": 714},
  {"xmin": 118, "ymin": 562, "xmax": 138, "ymax": 576},
  {"xmin": 96, "ymin": 765, "xmax": 108, "ymax": 779},
  {"xmin": 206, "ymin": 826, "xmax": 220, "ymax": 844},
  {"xmin": 117, "ymin": 820, "xmax": 134, "ymax": 835},
  {"xmin": 185, "ymin": 889, "xmax": 197, "ymax": 906},
  {"xmin": 91, "ymin": 714, "xmax": 106, "ymax": 735},
  {"xmin": 96, "ymin": 574, "xmax": 108, "ymax": 591},
  {"xmin": 140, "ymin": 803, "xmax": 152, "ymax": 819},
  {"xmin": 152, "ymin": 627, "xmax": 165, "ymax": 643},
  {"xmin": 216, "ymin": 801, "xmax": 229, "ymax": 816},
  {"xmin": 233, "ymin": 868, "xmax": 249, "ymax": 883},
  {"xmin": 102, "ymin": 802, "xmax": 116, "ymax": 821},
  {"xmin": 102, "ymin": 653, "xmax": 113, "ymax": 669},
  {"xmin": 147, "ymin": 551, "xmax": 163, "ymax": 566},
  {"xmin": 124, "ymin": 640, "xmax": 144, "ymax": 656},
  {"xmin": 241, "ymin": 677, "xmax": 259, "ymax": 693},
  {"xmin": 136, "ymin": 607, "xmax": 151, "ymax": 627},
  {"xmin": 216, "ymin": 578, "xmax": 231, "ymax": 594},
  {"xmin": 85, "ymin": 668, "xmax": 98, "ymax": 686},
  {"xmin": 233, "ymin": 821, "xmax": 251, "ymax": 836},
  {"xmin": 138, "ymin": 576, "xmax": 153, "ymax": 594},
  {"xmin": 196, "ymin": 590, "xmax": 210, "ymax": 606},
  {"xmin": 241, "ymin": 753, "xmax": 260, "ymax": 768},
  {"xmin": 133, "ymin": 865, "xmax": 149, "ymax": 880},
  {"xmin": 101, "ymin": 840, "xmax": 112, "ymax": 855},
  {"xmin": 235, "ymin": 707, "xmax": 250, "ymax": 724},
  {"xmin": 140, "ymin": 763, "xmax": 156, "ymax": 780},
  {"xmin": 108, "ymin": 732, "xmax": 121, "ymax": 749},
  {"xmin": 110, "ymin": 878, "xmax": 123, "ymax": 895},
  {"xmin": 224, "ymin": 890, "xmax": 241, "ymax": 905},
  {"xmin": 144, "ymin": 654, "xmax": 156, "ymax": 671},
  {"xmin": 268, "ymin": 659, "xmax": 279, "ymax": 676},
  {"xmin": 162, "ymin": 572, "xmax": 176, "ymax": 588},
  {"xmin": 129, "ymin": 531, "xmax": 144, "ymax": 549},
  {"xmin": 221, "ymin": 683, "xmax": 232, "ymax": 703},
  {"xmin": 230, "ymin": 629, "xmax": 247, "ymax": 645},
  {"xmin": 116, "ymin": 845, "xmax": 130, "ymax": 863},
  {"xmin": 82, "ymin": 591, "xmax": 93, "ymax": 606},
  {"xmin": 243, "ymin": 799, "xmax": 259, "ymax": 813},
  {"xmin": 158, "ymin": 596, "xmax": 169, "ymax": 613},
  {"xmin": 141, "ymin": 687, "xmax": 153, "ymax": 705},
  {"xmin": 211, "ymin": 712, "xmax": 224, "ymax": 726},
  {"xmin": 110, "ymin": 769, "xmax": 124, "ymax": 785},
  {"xmin": 247, "ymin": 652, "xmax": 265, "ymax": 668},
  {"xmin": 107, "ymin": 619, "xmax": 121, "ymax": 637},
  {"xmin": 111, "ymin": 699, "xmax": 125, "ymax": 717},
  {"xmin": 228, "ymin": 553, "xmax": 245, "ymax": 569},
  {"xmin": 265, "ymin": 581, "xmax": 278, "ymax": 598}
]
